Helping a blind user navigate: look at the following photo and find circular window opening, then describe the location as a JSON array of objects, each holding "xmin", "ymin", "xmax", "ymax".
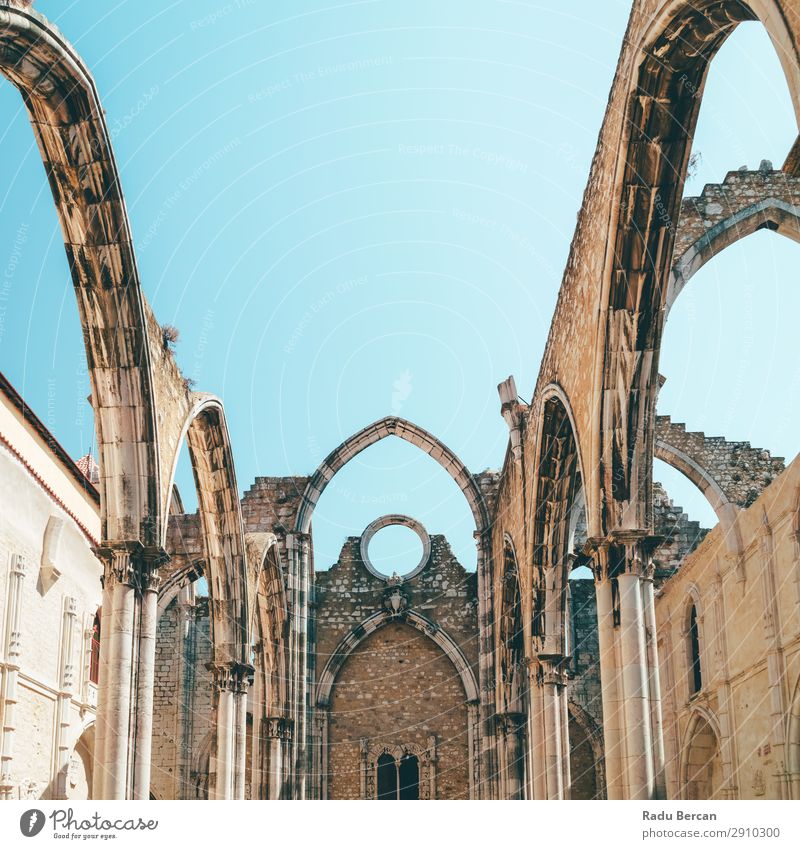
[{"xmin": 366, "ymin": 523, "xmax": 425, "ymax": 578}]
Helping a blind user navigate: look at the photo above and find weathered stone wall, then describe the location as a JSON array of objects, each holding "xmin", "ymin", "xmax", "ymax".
[
  {"xmin": 315, "ymin": 532, "xmax": 478, "ymax": 799},
  {"xmin": 656, "ymin": 416, "xmax": 785, "ymax": 510},
  {"xmin": 0, "ymin": 403, "xmax": 101, "ymax": 800},
  {"xmin": 671, "ymin": 166, "xmax": 800, "ymax": 276},
  {"xmin": 151, "ymin": 596, "xmax": 214, "ymax": 800},
  {"xmin": 656, "ymin": 454, "xmax": 800, "ymax": 800},
  {"xmin": 651, "ymin": 481, "xmax": 709, "ymax": 576},
  {"xmin": 569, "ymin": 580, "xmax": 602, "ymax": 729},
  {"xmin": 327, "ymin": 620, "xmax": 471, "ymax": 800}
]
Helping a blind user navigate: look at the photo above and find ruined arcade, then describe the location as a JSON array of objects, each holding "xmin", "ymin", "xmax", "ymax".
[{"xmin": 1, "ymin": 0, "xmax": 800, "ymax": 803}]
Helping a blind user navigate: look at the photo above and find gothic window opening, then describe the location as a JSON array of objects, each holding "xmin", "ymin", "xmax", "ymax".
[
  {"xmin": 89, "ymin": 611, "xmax": 101, "ymax": 684},
  {"xmin": 689, "ymin": 604, "xmax": 702, "ymax": 696},
  {"xmin": 375, "ymin": 752, "xmax": 421, "ymax": 800},
  {"xmin": 376, "ymin": 753, "xmax": 396, "ymax": 799},
  {"xmin": 398, "ymin": 754, "xmax": 419, "ymax": 800}
]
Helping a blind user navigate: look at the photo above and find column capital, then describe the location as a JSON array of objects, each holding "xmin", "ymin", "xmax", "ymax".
[
  {"xmin": 584, "ymin": 531, "xmax": 662, "ymax": 580},
  {"xmin": 539, "ymin": 657, "xmax": 568, "ymax": 686},
  {"xmin": 265, "ymin": 716, "xmax": 293, "ymax": 740},
  {"xmin": 208, "ymin": 661, "xmax": 254, "ymax": 694},
  {"xmin": 94, "ymin": 542, "xmax": 170, "ymax": 592},
  {"xmin": 9, "ymin": 552, "xmax": 28, "ymax": 577}
]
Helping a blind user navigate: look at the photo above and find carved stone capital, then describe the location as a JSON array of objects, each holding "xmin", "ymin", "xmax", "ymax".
[
  {"xmin": 209, "ymin": 661, "xmax": 253, "ymax": 694},
  {"xmin": 265, "ymin": 716, "xmax": 293, "ymax": 740},
  {"xmin": 94, "ymin": 542, "xmax": 169, "ymax": 593}
]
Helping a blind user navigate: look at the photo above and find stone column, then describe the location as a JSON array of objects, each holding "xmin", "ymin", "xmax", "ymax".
[
  {"xmin": 526, "ymin": 669, "xmax": 546, "ymax": 799},
  {"xmin": 359, "ymin": 737, "xmax": 369, "ymax": 799},
  {"xmin": 54, "ymin": 596, "xmax": 78, "ymax": 799},
  {"xmin": 175, "ymin": 586, "xmax": 197, "ymax": 800},
  {"xmin": 503, "ymin": 713, "xmax": 526, "ymax": 800},
  {"xmin": 541, "ymin": 661, "xmax": 564, "ymax": 799},
  {"xmin": 266, "ymin": 716, "xmax": 289, "ymax": 800},
  {"xmin": 466, "ymin": 701, "xmax": 479, "ymax": 800},
  {"xmin": 426, "ymin": 734, "xmax": 438, "ymax": 800},
  {"xmin": 132, "ymin": 552, "xmax": 166, "ymax": 800},
  {"xmin": 287, "ymin": 532, "xmax": 310, "ymax": 799},
  {"xmin": 642, "ymin": 565, "xmax": 666, "ymax": 799},
  {"xmin": 559, "ymin": 677, "xmax": 571, "ymax": 799},
  {"xmin": 593, "ymin": 568, "xmax": 622, "ymax": 798},
  {"xmin": 212, "ymin": 664, "xmax": 236, "ymax": 800},
  {"xmin": 0, "ymin": 554, "xmax": 27, "ymax": 800},
  {"xmin": 758, "ymin": 520, "xmax": 789, "ymax": 799},
  {"xmin": 589, "ymin": 533, "xmax": 664, "ymax": 801},
  {"xmin": 316, "ymin": 707, "xmax": 329, "ymax": 800},
  {"xmin": 249, "ymin": 649, "xmax": 263, "ymax": 799},
  {"xmin": 617, "ymin": 567, "xmax": 653, "ymax": 799},
  {"xmin": 94, "ymin": 543, "xmax": 166, "ymax": 801},
  {"xmin": 233, "ymin": 671, "xmax": 250, "ymax": 800},
  {"xmin": 711, "ymin": 560, "xmax": 738, "ymax": 799},
  {"xmin": 615, "ymin": 531, "xmax": 661, "ymax": 800},
  {"xmin": 97, "ymin": 546, "xmax": 138, "ymax": 800},
  {"xmin": 92, "ymin": 578, "xmax": 112, "ymax": 799}
]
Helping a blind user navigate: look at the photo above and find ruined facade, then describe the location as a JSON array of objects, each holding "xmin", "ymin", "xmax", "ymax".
[{"xmin": 1, "ymin": 0, "xmax": 800, "ymax": 801}]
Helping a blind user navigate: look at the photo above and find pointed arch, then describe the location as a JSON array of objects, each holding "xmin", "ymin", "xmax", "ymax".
[
  {"xmin": 0, "ymin": 2, "xmax": 162, "ymax": 545},
  {"xmin": 316, "ymin": 610, "xmax": 479, "ymax": 708},
  {"xmin": 595, "ymin": 0, "xmax": 800, "ymax": 532},
  {"xmin": 677, "ymin": 584, "xmax": 708, "ymax": 701},
  {"xmin": 498, "ymin": 536, "xmax": 526, "ymax": 715},
  {"xmin": 669, "ymin": 196, "xmax": 800, "ymax": 312},
  {"xmin": 680, "ymin": 708, "xmax": 725, "ymax": 800},
  {"xmin": 294, "ymin": 416, "xmax": 489, "ymax": 535},
  {"xmin": 530, "ymin": 386, "xmax": 584, "ymax": 659},
  {"xmin": 568, "ymin": 701, "xmax": 607, "ymax": 800},
  {"xmin": 162, "ymin": 394, "xmax": 250, "ymax": 665}
]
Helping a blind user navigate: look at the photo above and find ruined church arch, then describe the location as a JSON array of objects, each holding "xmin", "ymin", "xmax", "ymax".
[
  {"xmin": 162, "ymin": 395, "xmax": 251, "ymax": 666},
  {"xmin": 595, "ymin": 0, "xmax": 800, "ymax": 533},
  {"xmin": 530, "ymin": 389, "xmax": 583, "ymax": 659},
  {"xmin": 0, "ymin": 3, "xmax": 162, "ymax": 545},
  {"xmin": 668, "ymin": 196, "xmax": 800, "ymax": 313},
  {"xmin": 294, "ymin": 416, "xmax": 490, "ymax": 535}
]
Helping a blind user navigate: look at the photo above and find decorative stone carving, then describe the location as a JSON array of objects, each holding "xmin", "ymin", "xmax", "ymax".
[
  {"xmin": 383, "ymin": 582, "xmax": 409, "ymax": 617},
  {"xmin": 265, "ymin": 716, "xmax": 292, "ymax": 740},
  {"xmin": 39, "ymin": 515, "xmax": 64, "ymax": 593},
  {"xmin": 360, "ymin": 741, "xmax": 436, "ymax": 800}
]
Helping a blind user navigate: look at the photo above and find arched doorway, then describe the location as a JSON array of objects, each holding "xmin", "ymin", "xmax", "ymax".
[
  {"xmin": 568, "ymin": 703, "xmax": 606, "ymax": 800},
  {"xmin": 66, "ymin": 726, "xmax": 94, "ymax": 800},
  {"xmin": 682, "ymin": 712, "xmax": 723, "ymax": 800}
]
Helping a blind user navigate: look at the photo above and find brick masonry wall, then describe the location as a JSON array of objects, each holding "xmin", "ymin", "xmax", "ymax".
[
  {"xmin": 327, "ymin": 620, "xmax": 471, "ymax": 800},
  {"xmin": 316, "ymin": 532, "xmax": 478, "ymax": 799},
  {"xmin": 152, "ymin": 596, "xmax": 214, "ymax": 799}
]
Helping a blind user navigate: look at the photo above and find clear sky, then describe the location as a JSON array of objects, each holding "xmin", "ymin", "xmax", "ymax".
[{"xmin": 0, "ymin": 2, "xmax": 797, "ymax": 571}]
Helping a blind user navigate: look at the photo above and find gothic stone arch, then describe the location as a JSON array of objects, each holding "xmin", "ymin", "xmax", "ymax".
[
  {"xmin": 295, "ymin": 416, "xmax": 489, "ymax": 535},
  {"xmin": 0, "ymin": 2, "xmax": 161, "ymax": 544},
  {"xmin": 316, "ymin": 610, "xmax": 479, "ymax": 706},
  {"xmin": 680, "ymin": 708, "xmax": 725, "ymax": 800},
  {"xmin": 594, "ymin": 0, "xmax": 800, "ymax": 534}
]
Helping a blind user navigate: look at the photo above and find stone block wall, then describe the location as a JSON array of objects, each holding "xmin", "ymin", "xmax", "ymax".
[{"xmin": 315, "ymin": 531, "xmax": 478, "ymax": 799}]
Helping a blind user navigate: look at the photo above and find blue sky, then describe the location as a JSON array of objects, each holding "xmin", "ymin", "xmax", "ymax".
[{"xmin": 0, "ymin": 2, "xmax": 797, "ymax": 571}]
